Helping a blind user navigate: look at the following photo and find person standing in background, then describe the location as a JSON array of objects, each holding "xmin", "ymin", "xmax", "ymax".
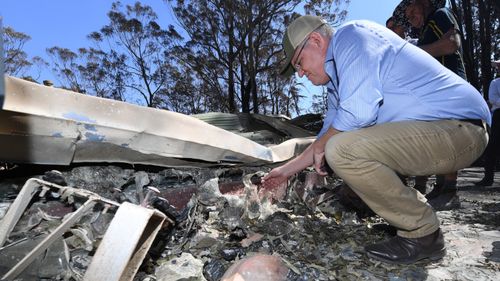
[
  {"xmin": 475, "ymin": 60, "xmax": 500, "ymax": 186},
  {"xmin": 386, "ymin": 16, "xmax": 406, "ymax": 39},
  {"xmin": 404, "ymin": 0, "xmax": 467, "ymax": 204}
]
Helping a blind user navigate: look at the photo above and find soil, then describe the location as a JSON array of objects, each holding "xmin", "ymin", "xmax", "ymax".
[{"xmin": 425, "ymin": 167, "xmax": 500, "ymax": 281}]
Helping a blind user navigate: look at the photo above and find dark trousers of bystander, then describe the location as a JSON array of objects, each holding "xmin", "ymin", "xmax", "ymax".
[{"xmin": 477, "ymin": 109, "xmax": 500, "ymax": 185}]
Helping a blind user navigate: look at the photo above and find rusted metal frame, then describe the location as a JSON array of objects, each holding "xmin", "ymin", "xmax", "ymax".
[
  {"xmin": 1, "ymin": 197, "xmax": 99, "ymax": 280},
  {"xmin": 0, "ymin": 178, "xmax": 119, "ymax": 281},
  {"xmin": 0, "ymin": 178, "xmax": 118, "ymax": 247},
  {"xmin": 0, "ymin": 178, "xmax": 171, "ymax": 281},
  {"xmin": 0, "ymin": 178, "xmax": 41, "ymax": 246}
]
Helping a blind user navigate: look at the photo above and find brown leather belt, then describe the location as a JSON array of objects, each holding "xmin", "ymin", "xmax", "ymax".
[{"xmin": 459, "ymin": 119, "xmax": 483, "ymax": 128}]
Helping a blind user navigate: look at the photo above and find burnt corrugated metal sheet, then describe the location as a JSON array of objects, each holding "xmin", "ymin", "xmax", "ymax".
[{"xmin": 0, "ymin": 76, "xmax": 314, "ymax": 167}]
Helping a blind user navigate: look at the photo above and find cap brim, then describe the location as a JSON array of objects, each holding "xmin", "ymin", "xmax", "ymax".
[{"xmin": 280, "ymin": 61, "xmax": 295, "ymax": 77}]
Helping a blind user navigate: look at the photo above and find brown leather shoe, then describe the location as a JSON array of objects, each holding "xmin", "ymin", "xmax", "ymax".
[{"xmin": 365, "ymin": 229, "xmax": 446, "ymax": 264}]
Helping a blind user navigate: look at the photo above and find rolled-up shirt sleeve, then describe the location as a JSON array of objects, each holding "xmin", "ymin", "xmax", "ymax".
[{"xmin": 329, "ymin": 24, "xmax": 386, "ymax": 131}]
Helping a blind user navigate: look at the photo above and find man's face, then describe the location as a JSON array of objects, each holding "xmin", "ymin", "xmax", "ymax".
[
  {"xmin": 291, "ymin": 33, "xmax": 329, "ymax": 86},
  {"xmin": 406, "ymin": 2, "xmax": 425, "ymax": 29},
  {"xmin": 387, "ymin": 20, "xmax": 406, "ymax": 39}
]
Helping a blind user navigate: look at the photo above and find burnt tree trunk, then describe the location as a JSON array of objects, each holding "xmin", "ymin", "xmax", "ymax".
[
  {"xmin": 478, "ymin": 0, "xmax": 493, "ymax": 97},
  {"xmin": 227, "ymin": 11, "xmax": 237, "ymax": 113},
  {"xmin": 452, "ymin": 0, "xmax": 480, "ymax": 90}
]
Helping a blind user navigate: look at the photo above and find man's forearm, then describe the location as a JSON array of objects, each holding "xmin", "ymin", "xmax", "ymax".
[
  {"xmin": 276, "ymin": 143, "xmax": 315, "ymax": 178},
  {"xmin": 420, "ymin": 30, "xmax": 461, "ymax": 57},
  {"xmin": 279, "ymin": 127, "xmax": 340, "ymax": 177},
  {"xmin": 420, "ymin": 41, "xmax": 457, "ymax": 57},
  {"xmin": 316, "ymin": 127, "xmax": 338, "ymax": 148}
]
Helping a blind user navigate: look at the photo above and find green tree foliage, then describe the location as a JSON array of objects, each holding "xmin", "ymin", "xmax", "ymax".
[
  {"xmin": 47, "ymin": 45, "xmax": 127, "ymax": 99},
  {"xmin": 42, "ymin": 0, "xmax": 349, "ymax": 115},
  {"xmin": 168, "ymin": 64, "xmax": 216, "ymax": 114},
  {"xmin": 7, "ymin": 1, "xmax": 498, "ymax": 119},
  {"xmin": 49, "ymin": 1, "xmax": 182, "ymax": 107},
  {"xmin": 95, "ymin": 2, "xmax": 181, "ymax": 107},
  {"xmin": 3, "ymin": 26, "xmax": 46, "ymax": 81},
  {"xmin": 167, "ymin": 0, "xmax": 350, "ymax": 116},
  {"xmin": 46, "ymin": 47, "xmax": 85, "ymax": 92},
  {"xmin": 78, "ymin": 47, "xmax": 128, "ymax": 101},
  {"xmin": 3, "ymin": 26, "xmax": 31, "ymax": 77}
]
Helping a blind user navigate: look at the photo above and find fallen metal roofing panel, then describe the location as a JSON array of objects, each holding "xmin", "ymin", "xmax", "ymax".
[
  {"xmin": 193, "ymin": 112, "xmax": 245, "ymax": 132},
  {"xmin": 0, "ymin": 76, "xmax": 313, "ymax": 167},
  {"xmin": 193, "ymin": 112, "xmax": 314, "ymax": 138},
  {"xmin": 193, "ymin": 112, "xmax": 315, "ymax": 146},
  {"xmin": 83, "ymin": 202, "xmax": 166, "ymax": 281}
]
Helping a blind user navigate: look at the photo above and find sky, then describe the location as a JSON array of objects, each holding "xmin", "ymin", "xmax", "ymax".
[{"xmin": 1, "ymin": 0, "xmax": 402, "ymax": 108}]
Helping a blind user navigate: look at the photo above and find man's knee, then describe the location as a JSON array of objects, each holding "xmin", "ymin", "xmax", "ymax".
[{"xmin": 325, "ymin": 132, "xmax": 362, "ymax": 166}]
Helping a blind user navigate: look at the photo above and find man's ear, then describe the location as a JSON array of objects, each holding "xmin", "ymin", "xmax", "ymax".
[{"xmin": 308, "ymin": 32, "xmax": 326, "ymax": 50}]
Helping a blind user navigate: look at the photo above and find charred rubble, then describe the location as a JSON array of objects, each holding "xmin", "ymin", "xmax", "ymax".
[{"xmin": 0, "ymin": 163, "xmax": 434, "ymax": 281}]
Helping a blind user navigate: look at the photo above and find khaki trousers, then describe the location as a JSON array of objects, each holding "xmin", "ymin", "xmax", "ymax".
[{"xmin": 325, "ymin": 120, "xmax": 488, "ymax": 238}]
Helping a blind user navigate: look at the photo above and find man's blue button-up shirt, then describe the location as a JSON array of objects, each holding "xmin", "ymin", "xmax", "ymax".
[{"xmin": 318, "ymin": 20, "xmax": 491, "ymax": 137}]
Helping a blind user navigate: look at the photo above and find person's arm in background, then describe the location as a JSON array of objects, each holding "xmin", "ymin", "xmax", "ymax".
[
  {"xmin": 420, "ymin": 27, "xmax": 460, "ymax": 57},
  {"xmin": 419, "ymin": 9, "xmax": 461, "ymax": 57}
]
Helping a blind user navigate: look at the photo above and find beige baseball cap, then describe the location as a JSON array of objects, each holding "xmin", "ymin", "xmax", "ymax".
[{"xmin": 280, "ymin": 15, "xmax": 327, "ymax": 76}]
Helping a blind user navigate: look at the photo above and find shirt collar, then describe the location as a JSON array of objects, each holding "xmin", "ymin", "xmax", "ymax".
[{"xmin": 324, "ymin": 35, "xmax": 338, "ymax": 90}]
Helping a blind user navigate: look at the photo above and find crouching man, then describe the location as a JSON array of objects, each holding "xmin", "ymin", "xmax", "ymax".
[{"xmin": 262, "ymin": 15, "xmax": 490, "ymax": 264}]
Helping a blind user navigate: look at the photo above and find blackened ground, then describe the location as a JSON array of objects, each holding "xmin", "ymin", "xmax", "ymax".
[{"xmin": 0, "ymin": 164, "xmax": 499, "ymax": 281}]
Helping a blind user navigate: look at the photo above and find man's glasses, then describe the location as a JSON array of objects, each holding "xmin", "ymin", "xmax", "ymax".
[{"xmin": 293, "ymin": 37, "xmax": 310, "ymax": 72}]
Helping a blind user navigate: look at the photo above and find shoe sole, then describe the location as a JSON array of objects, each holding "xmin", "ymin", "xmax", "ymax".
[{"xmin": 366, "ymin": 248, "xmax": 446, "ymax": 265}]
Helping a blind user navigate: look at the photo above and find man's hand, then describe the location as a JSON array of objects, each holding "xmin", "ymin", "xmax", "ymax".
[
  {"xmin": 312, "ymin": 141, "xmax": 327, "ymax": 176},
  {"xmin": 261, "ymin": 167, "xmax": 289, "ymax": 189},
  {"xmin": 421, "ymin": 26, "xmax": 461, "ymax": 57},
  {"xmin": 313, "ymin": 127, "xmax": 338, "ymax": 176},
  {"xmin": 262, "ymin": 126, "xmax": 340, "ymax": 187},
  {"xmin": 437, "ymin": 27, "xmax": 460, "ymax": 54}
]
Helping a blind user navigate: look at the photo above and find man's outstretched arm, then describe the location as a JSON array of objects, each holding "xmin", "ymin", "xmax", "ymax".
[{"xmin": 261, "ymin": 127, "xmax": 340, "ymax": 187}]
